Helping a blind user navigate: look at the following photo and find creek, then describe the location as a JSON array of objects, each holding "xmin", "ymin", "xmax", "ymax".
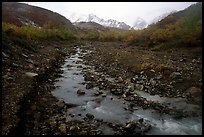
[{"xmin": 51, "ymin": 47, "xmax": 202, "ymax": 135}]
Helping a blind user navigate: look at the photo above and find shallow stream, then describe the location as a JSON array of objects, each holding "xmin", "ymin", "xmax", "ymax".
[{"xmin": 51, "ymin": 47, "xmax": 202, "ymax": 135}]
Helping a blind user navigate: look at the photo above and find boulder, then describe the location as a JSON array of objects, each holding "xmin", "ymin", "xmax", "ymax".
[{"xmin": 186, "ymin": 87, "xmax": 202, "ymax": 103}]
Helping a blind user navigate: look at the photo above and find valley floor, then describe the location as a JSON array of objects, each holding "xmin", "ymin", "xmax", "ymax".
[{"xmin": 2, "ymin": 40, "xmax": 202, "ymax": 135}]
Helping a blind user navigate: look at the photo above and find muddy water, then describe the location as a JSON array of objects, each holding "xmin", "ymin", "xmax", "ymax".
[{"xmin": 52, "ymin": 47, "xmax": 202, "ymax": 135}]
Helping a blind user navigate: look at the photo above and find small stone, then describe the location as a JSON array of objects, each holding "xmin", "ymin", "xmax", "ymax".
[
  {"xmin": 22, "ymin": 53, "xmax": 28, "ymax": 58},
  {"xmin": 31, "ymin": 105, "xmax": 37, "ymax": 111},
  {"xmin": 169, "ymin": 72, "xmax": 181, "ymax": 79},
  {"xmin": 2, "ymin": 52, "xmax": 9, "ymax": 58},
  {"xmin": 86, "ymin": 113, "xmax": 94, "ymax": 119},
  {"xmin": 117, "ymin": 76, "xmax": 123, "ymax": 83},
  {"xmin": 11, "ymin": 63, "xmax": 19, "ymax": 67},
  {"xmin": 56, "ymin": 100, "xmax": 65, "ymax": 108},
  {"xmin": 156, "ymin": 75, "xmax": 162, "ymax": 80},
  {"xmin": 135, "ymin": 84, "xmax": 144, "ymax": 91},
  {"xmin": 101, "ymin": 93, "xmax": 107, "ymax": 97},
  {"xmin": 77, "ymin": 89, "xmax": 85, "ymax": 95},
  {"xmin": 186, "ymin": 87, "xmax": 202, "ymax": 103},
  {"xmin": 77, "ymin": 65, "xmax": 83, "ymax": 68},
  {"xmin": 25, "ymin": 72, "xmax": 38, "ymax": 77},
  {"xmin": 27, "ymin": 59, "xmax": 34, "ymax": 64},
  {"xmin": 48, "ymin": 118, "xmax": 57, "ymax": 127},
  {"xmin": 125, "ymin": 121, "xmax": 135, "ymax": 130},
  {"xmin": 58, "ymin": 124, "xmax": 67, "ymax": 134},
  {"xmin": 139, "ymin": 118, "xmax": 144, "ymax": 123},
  {"xmin": 150, "ymin": 69, "xmax": 155, "ymax": 73},
  {"xmin": 150, "ymin": 78, "xmax": 156, "ymax": 86}
]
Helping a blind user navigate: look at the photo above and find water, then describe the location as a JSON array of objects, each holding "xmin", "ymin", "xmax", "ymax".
[{"xmin": 51, "ymin": 47, "xmax": 202, "ymax": 135}]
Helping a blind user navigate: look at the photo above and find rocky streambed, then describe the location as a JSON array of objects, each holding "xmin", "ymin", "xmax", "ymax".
[{"xmin": 51, "ymin": 46, "xmax": 202, "ymax": 135}]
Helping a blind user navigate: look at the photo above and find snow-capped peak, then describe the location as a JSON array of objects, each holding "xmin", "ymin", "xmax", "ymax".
[
  {"xmin": 69, "ymin": 13, "xmax": 131, "ymax": 30},
  {"xmin": 132, "ymin": 17, "xmax": 148, "ymax": 30}
]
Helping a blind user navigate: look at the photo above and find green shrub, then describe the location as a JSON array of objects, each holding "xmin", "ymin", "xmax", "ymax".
[{"xmin": 11, "ymin": 36, "xmax": 36, "ymax": 51}]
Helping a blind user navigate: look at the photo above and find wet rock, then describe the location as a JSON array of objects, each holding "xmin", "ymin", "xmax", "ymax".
[
  {"xmin": 11, "ymin": 63, "xmax": 19, "ymax": 68},
  {"xmin": 67, "ymin": 64, "xmax": 73, "ymax": 68},
  {"xmin": 77, "ymin": 89, "xmax": 85, "ymax": 95},
  {"xmin": 94, "ymin": 91, "xmax": 103, "ymax": 96},
  {"xmin": 125, "ymin": 121, "xmax": 136, "ymax": 131},
  {"xmin": 22, "ymin": 53, "xmax": 28, "ymax": 58},
  {"xmin": 77, "ymin": 65, "xmax": 83, "ymax": 68},
  {"xmin": 86, "ymin": 83, "xmax": 97, "ymax": 89},
  {"xmin": 25, "ymin": 72, "xmax": 38, "ymax": 77},
  {"xmin": 84, "ymin": 73, "xmax": 96, "ymax": 81},
  {"xmin": 138, "ymin": 118, "xmax": 144, "ymax": 123},
  {"xmin": 150, "ymin": 69, "xmax": 155, "ymax": 73},
  {"xmin": 2, "ymin": 52, "xmax": 9, "ymax": 58},
  {"xmin": 127, "ymin": 83, "xmax": 135, "ymax": 92},
  {"xmin": 116, "ymin": 76, "xmax": 123, "ymax": 83},
  {"xmin": 31, "ymin": 105, "xmax": 37, "ymax": 111},
  {"xmin": 169, "ymin": 72, "xmax": 181, "ymax": 79},
  {"xmin": 135, "ymin": 84, "xmax": 144, "ymax": 91},
  {"xmin": 86, "ymin": 113, "xmax": 94, "ymax": 119},
  {"xmin": 156, "ymin": 74, "xmax": 162, "ymax": 80},
  {"xmin": 58, "ymin": 124, "xmax": 67, "ymax": 134},
  {"xmin": 186, "ymin": 87, "xmax": 202, "ymax": 103},
  {"xmin": 140, "ymin": 71, "xmax": 144, "ymax": 74},
  {"xmin": 48, "ymin": 118, "xmax": 57, "ymax": 127},
  {"xmin": 101, "ymin": 93, "xmax": 107, "ymax": 97},
  {"xmin": 131, "ymin": 77, "xmax": 136, "ymax": 82},
  {"xmin": 56, "ymin": 100, "xmax": 65, "ymax": 108},
  {"xmin": 69, "ymin": 126, "xmax": 80, "ymax": 131},
  {"xmin": 27, "ymin": 59, "xmax": 34, "ymax": 64},
  {"xmin": 150, "ymin": 78, "xmax": 156, "ymax": 86}
]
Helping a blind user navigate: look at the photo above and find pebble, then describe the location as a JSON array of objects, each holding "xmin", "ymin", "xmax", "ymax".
[
  {"xmin": 56, "ymin": 100, "xmax": 65, "ymax": 108},
  {"xmin": 58, "ymin": 124, "xmax": 67, "ymax": 134},
  {"xmin": 2, "ymin": 52, "xmax": 9, "ymax": 58},
  {"xmin": 101, "ymin": 93, "xmax": 107, "ymax": 97},
  {"xmin": 27, "ymin": 59, "xmax": 34, "ymax": 64},
  {"xmin": 25, "ymin": 72, "xmax": 38, "ymax": 77},
  {"xmin": 169, "ymin": 72, "xmax": 181, "ymax": 79},
  {"xmin": 77, "ymin": 89, "xmax": 85, "ymax": 95},
  {"xmin": 86, "ymin": 113, "xmax": 94, "ymax": 119},
  {"xmin": 22, "ymin": 53, "xmax": 28, "ymax": 58},
  {"xmin": 48, "ymin": 118, "xmax": 57, "ymax": 127}
]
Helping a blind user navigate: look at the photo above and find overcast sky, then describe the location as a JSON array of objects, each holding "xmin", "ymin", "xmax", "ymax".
[{"xmin": 21, "ymin": 2, "xmax": 196, "ymax": 26}]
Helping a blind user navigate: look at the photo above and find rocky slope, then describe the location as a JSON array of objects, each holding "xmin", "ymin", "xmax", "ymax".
[{"xmin": 2, "ymin": 2, "xmax": 75, "ymax": 31}]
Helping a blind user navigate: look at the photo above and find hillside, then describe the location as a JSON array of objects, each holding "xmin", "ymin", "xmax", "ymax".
[
  {"xmin": 153, "ymin": 2, "xmax": 202, "ymax": 30},
  {"xmin": 127, "ymin": 2, "xmax": 202, "ymax": 49},
  {"xmin": 2, "ymin": 2, "xmax": 75, "ymax": 31}
]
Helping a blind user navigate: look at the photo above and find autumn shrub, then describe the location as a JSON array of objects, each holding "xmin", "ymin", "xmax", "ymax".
[{"xmin": 2, "ymin": 22, "xmax": 76, "ymax": 41}]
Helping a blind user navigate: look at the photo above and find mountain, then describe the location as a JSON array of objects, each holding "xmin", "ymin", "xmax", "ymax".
[
  {"xmin": 74, "ymin": 21, "xmax": 108, "ymax": 31},
  {"xmin": 149, "ymin": 11, "xmax": 177, "ymax": 25},
  {"xmin": 2, "ymin": 2, "xmax": 75, "ymax": 31},
  {"xmin": 70, "ymin": 13, "xmax": 131, "ymax": 30},
  {"xmin": 132, "ymin": 17, "xmax": 148, "ymax": 30},
  {"xmin": 152, "ymin": 2, "xmax": 202, "ymax": 29}
]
